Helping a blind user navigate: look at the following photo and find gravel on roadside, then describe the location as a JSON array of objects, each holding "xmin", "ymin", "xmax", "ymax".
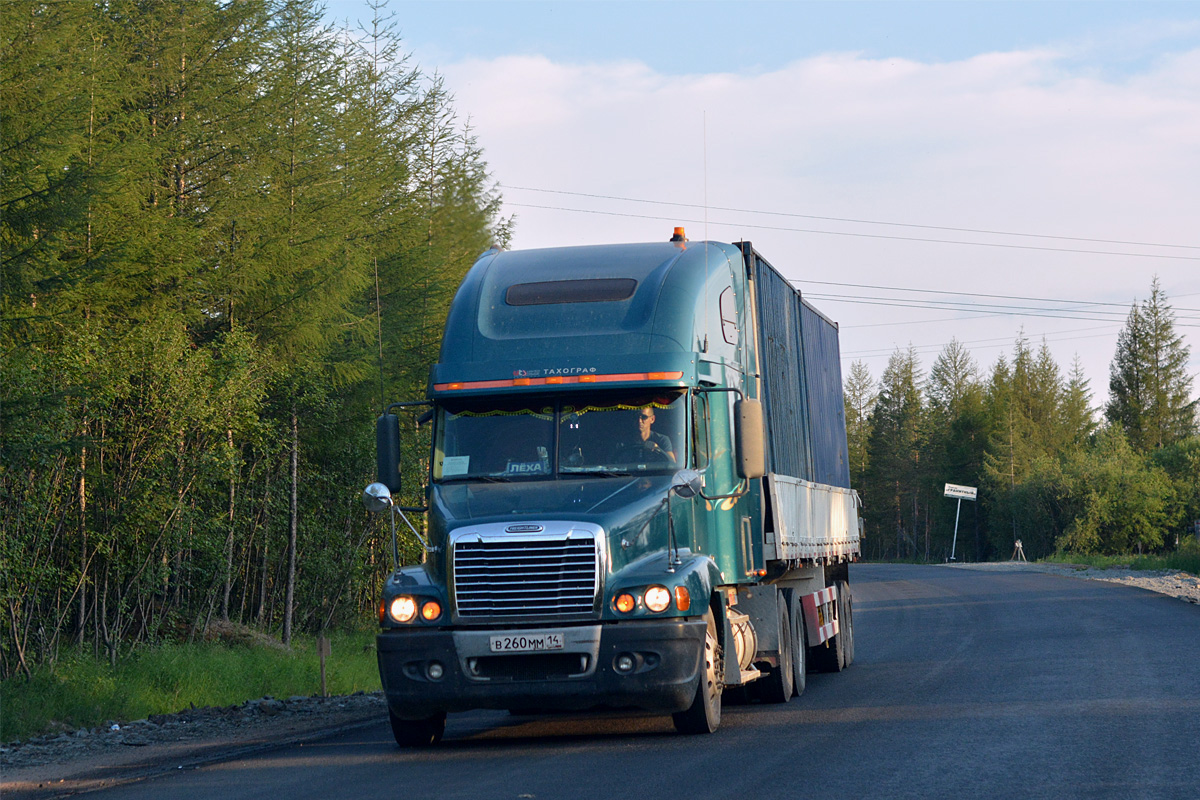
[{"xmin": 944, "ymin": 560, "xmax": 1200, "ymax": 605}]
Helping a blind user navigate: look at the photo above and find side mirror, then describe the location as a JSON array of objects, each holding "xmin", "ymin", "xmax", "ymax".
[
  {"xmin": 734, "ymin": 398, "xmax": 766, "ymax": 479},
  {"xmin": 376, "ymin": 414, "xmax": 401, "ymax": 493},
  {"xmin": 362, "ymin": 482, "xmax": 394, "ymax": 513},
  {"xmin": 670, "ymin": 469, "xmax": 704, "ymax": 498}
]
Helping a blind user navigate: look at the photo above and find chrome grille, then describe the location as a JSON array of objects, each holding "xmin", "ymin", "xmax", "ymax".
[{"xmin": 453, "ymin": 535, "xmax": 598, "ymax": 618}]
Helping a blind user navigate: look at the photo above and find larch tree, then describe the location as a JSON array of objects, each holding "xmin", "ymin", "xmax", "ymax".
[{"xmin": 843, "ymin": 360, "xmax": 875, "ymax": 492}]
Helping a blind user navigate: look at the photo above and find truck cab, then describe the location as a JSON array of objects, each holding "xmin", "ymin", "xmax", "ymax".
[{"xmin": 366, "ymin": 232, "xmax": 859, "ymax": 745}]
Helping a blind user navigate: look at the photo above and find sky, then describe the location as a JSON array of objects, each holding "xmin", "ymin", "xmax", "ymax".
[{"xmin": 324, "ymin": 1, "xmax": 1200, "ymax": 406}]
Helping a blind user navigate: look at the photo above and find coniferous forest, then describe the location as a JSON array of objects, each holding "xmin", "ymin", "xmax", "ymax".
[
  {"xmin": 2, "ymin": 1, "xmax": 1198, "ymax": 685},
  {"xmin": 2, "ymin": 0, "xmax": 507, "ymax": 679},
  {"xmin": 845, "ymin": 280, "xmax": 1199, "ymax": 566}
]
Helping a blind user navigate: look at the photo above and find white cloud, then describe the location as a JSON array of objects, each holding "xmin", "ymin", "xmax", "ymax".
[{"xmin": 441, "ymin": 45, "xmax": 1200, "ymax": 400}]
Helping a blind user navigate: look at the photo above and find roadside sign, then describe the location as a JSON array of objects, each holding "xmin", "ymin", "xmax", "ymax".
[
  {"xmin": 944, "ymin": 483, "xmax": 977, "ymax": 562},
  {"xmin": 944, "ymin": 483, "xmax": 977, "ymax": 501}
]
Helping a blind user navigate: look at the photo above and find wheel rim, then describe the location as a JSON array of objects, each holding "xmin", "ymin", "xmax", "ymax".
[{"xmin": 703, "ymin": 624, "xmax": 720, "ymax": 714}]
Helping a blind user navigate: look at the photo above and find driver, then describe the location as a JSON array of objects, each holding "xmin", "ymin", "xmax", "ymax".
[{"xmin": 614, "ymin": 407, "xmax": 676, "ymax": 465}]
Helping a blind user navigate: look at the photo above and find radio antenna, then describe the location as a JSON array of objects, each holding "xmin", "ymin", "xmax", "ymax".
[
  {"xmin": 703, "ymin": 110, "xmax": 709, "ymax": 243},
  {"xmin": 703, "ymin": 111, "xmax": 710, "ymax": 353}
]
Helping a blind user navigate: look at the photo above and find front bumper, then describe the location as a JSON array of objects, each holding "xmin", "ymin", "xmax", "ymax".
[{"xmin": 377, "ymin": 618, "xmax": 705, "ymax": 719}]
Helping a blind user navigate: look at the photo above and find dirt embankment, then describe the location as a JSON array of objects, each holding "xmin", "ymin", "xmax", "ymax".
[{"xmin": 1, "ymin": 692, "xmax": 386, "ymax": 798}]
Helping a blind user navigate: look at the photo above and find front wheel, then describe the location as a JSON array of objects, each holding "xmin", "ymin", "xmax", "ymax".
[
  {"xmin": 389, "ymin": 708, "xmax": 446, "ymax": 747},
  {"xmin": 673, "ymin": 609, "xmax": 723, "ymax": 734}
]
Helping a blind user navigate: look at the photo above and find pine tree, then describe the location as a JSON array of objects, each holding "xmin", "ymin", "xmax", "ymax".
[
  {"xmin": 1107, "ymin": 302, "xmax": 1147, "ymax": 446},
  {"xmin": 1060, "ymin": 355, "xmax": 1097, "ymax": 448},
  {"xmin": 1107, "ymin": 279, "xmax": 1197, "ymax": 450},
  {"xmin": 1139, "ymin": 279, "xmax": 1197, "ymax": 447}
]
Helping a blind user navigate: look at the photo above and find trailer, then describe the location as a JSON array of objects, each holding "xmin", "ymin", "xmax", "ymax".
[{"xmin": 364, "ymin": 229, "xmax": 861, "ymax": 745}]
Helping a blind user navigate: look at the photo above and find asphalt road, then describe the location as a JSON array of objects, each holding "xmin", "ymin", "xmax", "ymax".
[{"xmin": 86, "ymin": 564, "xmax": 1200, "ymax": 799}]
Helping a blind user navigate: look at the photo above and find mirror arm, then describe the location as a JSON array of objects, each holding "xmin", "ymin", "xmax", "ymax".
[
  {"xmin": 692, "ymin": 386, "xmax": 745, "ymax": 400},
  {"xmin": 698, "ymin": 479, "xmax": 750, "ymax": 502},
  {"xmin": 384, "ymin": 500, "xmax": 400, "ymax": 569},
  {"xmin": 393, "ymin": 506, "xmax": 431, "ymax": 553},
  {"xmin": 384, "ymin": 399, "xmax": 432, "ymax": 414}
]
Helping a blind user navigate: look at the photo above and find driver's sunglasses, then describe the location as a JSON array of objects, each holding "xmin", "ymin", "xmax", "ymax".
[{"xmin": 638, "ymin": 413, "xmax": 654, "ymax": 420}]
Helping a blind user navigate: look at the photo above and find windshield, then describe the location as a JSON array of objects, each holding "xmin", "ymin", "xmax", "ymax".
[{"xmin": 434, "ymin": 391, "xmax": 686, "ymax": 481}]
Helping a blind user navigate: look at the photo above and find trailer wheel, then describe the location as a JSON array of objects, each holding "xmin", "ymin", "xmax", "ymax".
[
  {"xmin": 389, "ymin": 709, "xmax": 446, "ymax": 747},
  {"xmin": 790, "ymin": 591, "xmax": 807, "ymax": 696},
  {"xmin": 673, "ymin": 609, "xmax": 723, "ymax": 734},
  {"xmin": 754, "ymin": 593, "xmax": 793, "ymax": 703},
  {"xmin": 837, "ymin": 580, "xmax": 854, "ymax": 667}
]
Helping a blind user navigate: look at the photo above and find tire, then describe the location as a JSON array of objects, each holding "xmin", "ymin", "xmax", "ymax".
[
  {"xmin": 673, "ymin": 609, "xmax": 723, "ymax": 734},
  {"xmin": 837, "ymin": 580, "xmax": 854, "ymax": 668},
  {"xmin": 754, "ymin": 594, "xmax": 793, "ymax": 704},
  {"xmin": 388, "ymin": 708, "xmax": 446, "ymax": 747},
  {"xmin": 810, "ymin": 584, "xmax": 845, "ymax": 673},
  {"xmin": 790, "ymin": 591, "xmax": 807, "ymax": 696}
]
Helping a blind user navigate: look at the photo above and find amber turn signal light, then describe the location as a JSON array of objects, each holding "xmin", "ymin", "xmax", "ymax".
[{"xmin": 421, "ymin": 600, "xmax": 442, "ymax": 621}]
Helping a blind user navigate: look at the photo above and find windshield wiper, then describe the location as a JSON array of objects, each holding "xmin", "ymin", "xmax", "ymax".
[{"xmin": 561, "ymin": 469, "xmax": 635, "ymax": 478}]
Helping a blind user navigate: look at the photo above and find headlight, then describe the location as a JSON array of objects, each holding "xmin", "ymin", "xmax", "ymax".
[
  {"xmin": 420, "ymin": 600, "xmax": 442, "ymax": 621},
  {"xmin": 644, "ymin": 585, "xmax": 671, "ymax": 613},
  {"xmin": 388, "ymin": 596, "xmax": 417, "ymax": 623},
  {"xmin": 614, "ymin": 593, "xmax": 637, "ymax": 613}
]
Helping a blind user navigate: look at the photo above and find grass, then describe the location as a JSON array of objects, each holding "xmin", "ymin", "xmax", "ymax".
[
  {"xmin": 0, "ymin": 627, "xmax": 381, "ymax": 743},
  {"xmin": 1041, "ymin": 543, "xmax": 1200, "ymax": 576}
]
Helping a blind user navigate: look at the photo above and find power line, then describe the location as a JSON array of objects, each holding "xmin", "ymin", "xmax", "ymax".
[
  {"xmin": 802, "ymin": 292, "xmax": 1134, "ymax": 319},
  {"xmin": 791, "ymin": 278, "xmax": 1200, "ymax": 314},
  {"xmin": 506, "ymin": 202, "xmax": 1200, "ymax": 262},
  {"xmin": 842, "ymin": 328, "xmax": 1121, "ymax": 359},
  {"xmin": 810, "ymin": 295, "xmax": 1200, "ymax": 328},
  {"xmin": 808, "ymin": 295, "xmax": 1176, "ymax": 325},
  {"xmin": 501, "ymin": 185, "xmax": 1200, "ymax": 252},
  {"xmin": 804, "ymin": 292, "xmax": 1200, "ymax": 324}
]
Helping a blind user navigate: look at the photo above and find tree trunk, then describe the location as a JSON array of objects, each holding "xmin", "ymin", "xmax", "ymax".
[
  {"xmin": 222, "ymin": 428, "xmax": 236, "ymax": 620},
  {"xmin": 282, "ymin": 408, "xmax": 298, "ymax": 646},
  {"xmin": 77, "ymin": 430, "xmax": 88, "ymax": 646}
]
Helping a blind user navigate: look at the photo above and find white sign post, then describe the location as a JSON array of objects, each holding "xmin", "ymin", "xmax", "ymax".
[{"xmin": 944, "ymin": 483, "xmax": 977, "ymax": 561}]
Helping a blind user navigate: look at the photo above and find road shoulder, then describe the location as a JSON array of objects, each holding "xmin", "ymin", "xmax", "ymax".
[
  {"xmin": 1, "ymin": 693, "xmax": 385, "ymax": 799},
  {"xmin": 943, "ymin": 560, "xmax": 1200, "ymax": 604}
]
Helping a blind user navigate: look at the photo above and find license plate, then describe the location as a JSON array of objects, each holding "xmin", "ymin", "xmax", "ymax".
[{"xmin": 489, "ymin": 631, "xmax": 565, "ymax": 653}]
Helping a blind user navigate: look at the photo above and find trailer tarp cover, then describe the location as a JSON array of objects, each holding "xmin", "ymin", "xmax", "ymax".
[{"xmin": 748, "ymin": 247, "xmax": 850, "ymax": 489}]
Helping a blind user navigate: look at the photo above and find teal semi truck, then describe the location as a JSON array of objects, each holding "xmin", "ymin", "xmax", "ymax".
[{"xmin": 363, "ymin": 229, "xmax": 861, "ymax": 745}]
